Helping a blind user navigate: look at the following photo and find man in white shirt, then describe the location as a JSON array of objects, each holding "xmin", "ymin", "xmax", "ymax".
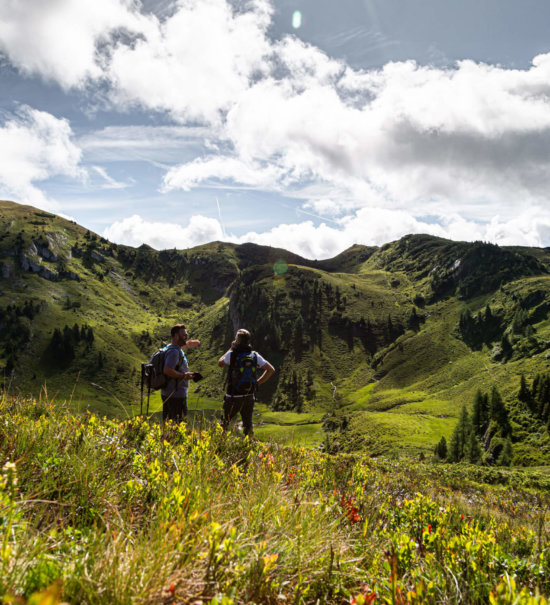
[{"xmin": 217, "ymin": 328, "xmax": 275, "ymax": 436}]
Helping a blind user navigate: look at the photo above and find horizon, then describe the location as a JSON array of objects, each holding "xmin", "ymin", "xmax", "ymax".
[{"xmin": 1, "ymin": 0, "xmax": 550, "ymax": 259}]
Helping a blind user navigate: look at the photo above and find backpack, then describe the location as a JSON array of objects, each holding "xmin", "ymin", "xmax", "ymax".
[
  {"xmin": 227, "ymin": 345, "xmax": 258, "ymax": 395},
  {"xmin": 143, "ymin": 344, "xmax": 183, "ymax": 391}
]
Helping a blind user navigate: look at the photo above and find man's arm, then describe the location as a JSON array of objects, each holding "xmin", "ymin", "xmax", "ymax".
[
  {"xmin": 163, "ymin": 366, "xmax": 194, "ymax": 380},
  {"xmin": 257, "ymin": 361, "xmax": 275, "ymax": 385},
  {"xmin": 217, "ymin": 348, "xmax": 232, "ymax": 368},
  {"xmin": 182, "ymin": 339, "xmax": 200, "ymax": 349}
]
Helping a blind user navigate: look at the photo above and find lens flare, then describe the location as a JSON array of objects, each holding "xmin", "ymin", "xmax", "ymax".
[
  {"xmin": 292, "ymin": 10, "xmax": 302, "ymax": 29},
  {"xmin": 273, "ymin": 259, "xmax": 288, "ymax": 275}
]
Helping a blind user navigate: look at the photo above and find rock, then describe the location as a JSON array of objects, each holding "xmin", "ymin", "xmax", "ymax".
[
  {"xmin": 1, "ymin": 262, "xmax": 11, "ymax": 279},
  {"xmin": 39, "ymin": 267, "xmax": 58, "ymax": 281},
  {"xmin": 60, "ymin": 270, "xmax": 80, "ymax": 281},
  {"xmin": 36, "ymin": 244, "xmax": 58, "ymax": 262},
  {"xmin": 20, "ymin": 255, "xmax": 41, "ymax": 273},
  {"xmin": 90, "ymin": 251, "xmax": 105, "ymax": 263}
]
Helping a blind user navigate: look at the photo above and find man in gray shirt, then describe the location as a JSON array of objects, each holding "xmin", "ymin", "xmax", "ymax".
[{"xmin": 162, "ymin": 323, "xmax": 200, "ymax": 423}]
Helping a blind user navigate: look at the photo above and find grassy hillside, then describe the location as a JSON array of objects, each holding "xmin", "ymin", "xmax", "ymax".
[
  {"xmin": 1, "ymin": 200, "xmax": 549, "ymax": 462},
  {"xmin": 1, "ymin": 394, "xmax": 549, "ymax": 604}
]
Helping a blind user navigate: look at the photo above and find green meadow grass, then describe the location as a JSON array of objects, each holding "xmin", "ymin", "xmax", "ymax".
[{"xmin": 1, "ymin": 394, "xmax": 548, "ymax": 604}]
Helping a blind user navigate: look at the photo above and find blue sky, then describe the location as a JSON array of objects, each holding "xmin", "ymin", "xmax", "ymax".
[{"xmin": 1, "ymin": 0, "xmax": 550, "ymax": 258}]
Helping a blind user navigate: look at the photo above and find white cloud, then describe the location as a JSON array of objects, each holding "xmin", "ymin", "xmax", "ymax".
[
  {"xmin": 103, "ymin": 213, "xmax": 224, "ymax": 249},
  {"xmin": 104, "ymin": 202, "xmax": 550, "ymax": 259},
  {"xmin": 162, "ymin": 155, "xmax": 284, "ymax": 191},
  {"xmin": 0, "ymin": 0, "xmax": 149, "ymax": 89},
  {"xmin": 0, "ymin": 106, "xmax": 84, "ymax": 208},
  {"xmin": 107, "ymin": 0, "xmax": 273, "ymax": 124},
  {"xmin": 2, "ymin": 0, "xmax": 550, "ymax": 247}
]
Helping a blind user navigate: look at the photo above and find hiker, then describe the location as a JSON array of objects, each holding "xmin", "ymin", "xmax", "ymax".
[
  {"xmin": 217, "ymin": 328, "xmax": 275, "ymax": 436},
  {"xmin": 162, "ymin": 324, "xmax": 200, "ymax": 423}
]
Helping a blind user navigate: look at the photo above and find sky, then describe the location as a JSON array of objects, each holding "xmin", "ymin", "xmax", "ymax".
[{"xmin": 1, "ymin": 0, "xmax": 550, "ymax": 259}]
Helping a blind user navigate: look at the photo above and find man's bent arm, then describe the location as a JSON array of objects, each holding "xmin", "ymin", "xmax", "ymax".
[
  {"xmin": 164, "ymin": 366, "xmax": 193, "ymax": 380},
  {"xmin": 218, "ymin": 349, "xmax": 232, "ymax": 368},
  {"xmin": 257, "ymin": 362, "xmax": 275, "ymax": 385}
]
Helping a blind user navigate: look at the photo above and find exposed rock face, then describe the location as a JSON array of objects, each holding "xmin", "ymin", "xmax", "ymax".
[
  {"xmin": 35, "ymin": 244, "xmax": 58, "ymax": 262},
  {"xmin": 20, "ymin": 254, "xmax": 42, "ymax": 273},
  {"xmin": 39, "ymin": 267, "xmax": 58, "ymax": 281},
  {"xmin": 1, "ymin": 262, "xmax": 11, "ymax": 279},
  {"xmin": 60, "ymin": 270, "xmax": 80, "ymax": 281},
  {"xmin": 91, "ymin": 251, "xmax": 105, "ymax": 263}
]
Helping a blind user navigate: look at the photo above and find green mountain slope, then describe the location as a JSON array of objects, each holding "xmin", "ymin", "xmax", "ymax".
[{"xmin": 1, "ymin": 200, "xmax": 549, "ymax": 462}]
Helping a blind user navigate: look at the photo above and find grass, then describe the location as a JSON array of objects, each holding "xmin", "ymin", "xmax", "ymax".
[
  {"xmin": 2, "ymin": 200, "xmax": 550, "ymax": 464},
  {"xmin": 1, "ymin": 393, "xmax": 549, "ymax": 604}
]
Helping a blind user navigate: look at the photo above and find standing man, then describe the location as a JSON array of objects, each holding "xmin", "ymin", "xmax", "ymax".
[
  {"xmin": 162, "ymin": 324, "xmax": 200, "ymax": 423},
  {"xmin": 218, "ymin": 328, "xmax": 275, "ymax": 437}
]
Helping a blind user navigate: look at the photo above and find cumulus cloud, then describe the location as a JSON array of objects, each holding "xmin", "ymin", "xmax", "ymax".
[
  {"xmin": 0, "ymin": 106, "xmax": 84, "ymax": 208},
  {"xmin": 3, "ymin": 0, "xmax": 550, "ymax": 246},
  {"xmin": 0, "ymin": 0, "xmax": 149, "ymax": 89},
  {"xmin": 107, "ymin": 0, "xmax": 273, "ymax": 124},
  {"xmin": 103, "ymin": 213, "xmax": 224, "ymax": 249},
  {"xmin": 104, "ymin": 205, "xmax": 550, "ymax": 259}
]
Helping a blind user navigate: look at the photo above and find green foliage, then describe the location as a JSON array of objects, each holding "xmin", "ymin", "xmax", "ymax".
[
  {"xmin": 1, "ymin": 201, "xmax": 550, "ymax": 462},
  {"xmin": 442, "ymin": 387, "xmax": 516, "ymax": 466},
  {"xmin": 1, "ymin": 394, "xmax": 549, "ymax": 604}
]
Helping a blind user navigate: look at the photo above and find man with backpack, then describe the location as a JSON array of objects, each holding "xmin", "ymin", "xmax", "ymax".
[
  {"xmin": 217, "ymin": 328, "xmax": 275, "ymax": 437},
  {"xmin": 161, "ymin": 324, "xmax": 200, "ymax": 423}
]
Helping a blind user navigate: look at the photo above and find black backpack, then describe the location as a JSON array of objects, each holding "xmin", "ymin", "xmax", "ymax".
[
  {"xmin": 227, "ymin": 345, "xmax": 258, "ymax": 395},
  {"xmin": 143, "ymin": 344, "xmax": 183, "ymax": 391}
]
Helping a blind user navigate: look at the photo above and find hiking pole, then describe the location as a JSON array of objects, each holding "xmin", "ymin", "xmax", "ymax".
[{"xmin": 140, "ymin": 363, "xmax": 145, "ymax": 416}]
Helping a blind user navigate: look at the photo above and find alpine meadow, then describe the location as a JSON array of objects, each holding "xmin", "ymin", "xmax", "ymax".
[{"xmin": 1, "ymin": 199, "xmax": 549, "ymax": 604}]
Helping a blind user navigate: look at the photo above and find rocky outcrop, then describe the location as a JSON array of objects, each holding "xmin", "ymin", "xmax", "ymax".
[
  {"xmin": 59, "ymin": 270, "xmax": 80, "ymax": 281},
  {"xmin": 39, "ymin": 267, "xmax": 58, "ymax": 281},
  {"xmin": 1, "ymin": 262, "xmax": 12, "ymax": 279},
  {"xmin": 91, "ymin": 251, "xmax": 105, "ymax": 263},
  {"xmin": 20, "ymin": 254, "xmax": 42, "ymax": 273},
  {"xmin": 35, "ymin": 244, "xmax": 58, "ymax": 262}
]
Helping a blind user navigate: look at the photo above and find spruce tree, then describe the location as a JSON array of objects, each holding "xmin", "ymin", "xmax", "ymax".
[
  {"xmin": 498, "ymin": 438, "xmax": 513, "ymax": 466},
  {"xmin": 490, "ymin": 386, "xmax": 511, "ymax": 436},
  {"xmin": 435, "ymin": 436, "xmax": 447, "ymax": 460},
  {"xmin": 518, "ymin": 374, "xmax": 531, "ymax": 404},
  {"xmin": 467, "ymin": 431, "xmax": 483, "ymax": 463},
  {"xmin": 448, "ymin": 405, "xmax": 472, "ymax": 462}
]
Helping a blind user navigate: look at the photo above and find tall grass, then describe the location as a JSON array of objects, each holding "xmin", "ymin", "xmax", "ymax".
[{"xmin": 0, "ymin": 393, "xmax": 548, "ymax": 604}]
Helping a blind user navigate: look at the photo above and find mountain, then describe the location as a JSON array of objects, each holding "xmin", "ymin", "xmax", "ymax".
[{"xmin": 1, "ymin": 200, "xmax": 549, "ymax": 463}]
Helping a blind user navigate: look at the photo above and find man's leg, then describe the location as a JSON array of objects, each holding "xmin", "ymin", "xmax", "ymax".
[
  {"xmin": 221, "ymin": 395, "xmax": 242, "ymax": 431},
  {"xmin": 163, "ymin": 396, "xmax": 186, "ymax": 423},
  {"xmin": 240, "ymin": 395, "xmax": 255, "ymax": 437}
]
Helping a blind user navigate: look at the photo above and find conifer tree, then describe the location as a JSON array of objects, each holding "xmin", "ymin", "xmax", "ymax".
[
  {"xmin": 448, "ymin": 405, "xmax": 472, "ymax": 462},
  {"xmin": 518, "ymin": 374, "xmax": 531, "ymax": 404},
  {"xmin": 490, "ymin": 386, "xmax": 511, "ymax": 436},
  {"xmin": 467, "ymin": 431, "xmax": 483, "ymax": 463},
  {"xmin": 498, "ymin": 438, "xmax": 513, "ymax": 466},
  {"xmin": 435, "ymin": 436, "xmax": 447, "ymax": 460}
]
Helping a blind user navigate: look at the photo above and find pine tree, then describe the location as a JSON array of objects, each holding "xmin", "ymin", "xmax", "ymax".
[
  {"xmin": 498, "ymin": 438, "xmax": 513, "ymax": 466},
  {"xmin": 448, "ymin": 405, "xmax": 472, "ymax": 462},
  {"xmin": 518, "ymin": 374, "xmax": 530, "ymax": 403},
  {"xmin": 435, "ymin": 436, "xmax": 447, "ymax": 460},
  {"xmin": 467, "ymin": 431, "xmax": 483, "ymax": 463},
  {"xmin": 490, "ymin": 386, "xmax": 511, "ymax": 436}
]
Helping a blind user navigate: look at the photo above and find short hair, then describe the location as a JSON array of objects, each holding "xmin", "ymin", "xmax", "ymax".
[
  {"xmin": 235, "ymin": 328, "xmax": 251, "ymax": 344},
  {"xmin": 171, "ymin": 323, "xmax": 187, "ymax": 337}
]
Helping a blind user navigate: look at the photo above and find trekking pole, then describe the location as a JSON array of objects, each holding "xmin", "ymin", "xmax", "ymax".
[
  {"xmin": 140, "ymin": 363, "xmax": 145, "ymax": 416},
  {"xmin": 146, "ymin": 383, "xmax": 151, "ymax": 416}
]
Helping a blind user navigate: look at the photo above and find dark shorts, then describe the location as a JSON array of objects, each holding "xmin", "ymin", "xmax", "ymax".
[
  {"xmin": 162, "ymin": 394, "xmax": 188, "ymax": 423},
  {"xmin": 221, "ymin": 393, "xmax": 255, "ymax": 436}
]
